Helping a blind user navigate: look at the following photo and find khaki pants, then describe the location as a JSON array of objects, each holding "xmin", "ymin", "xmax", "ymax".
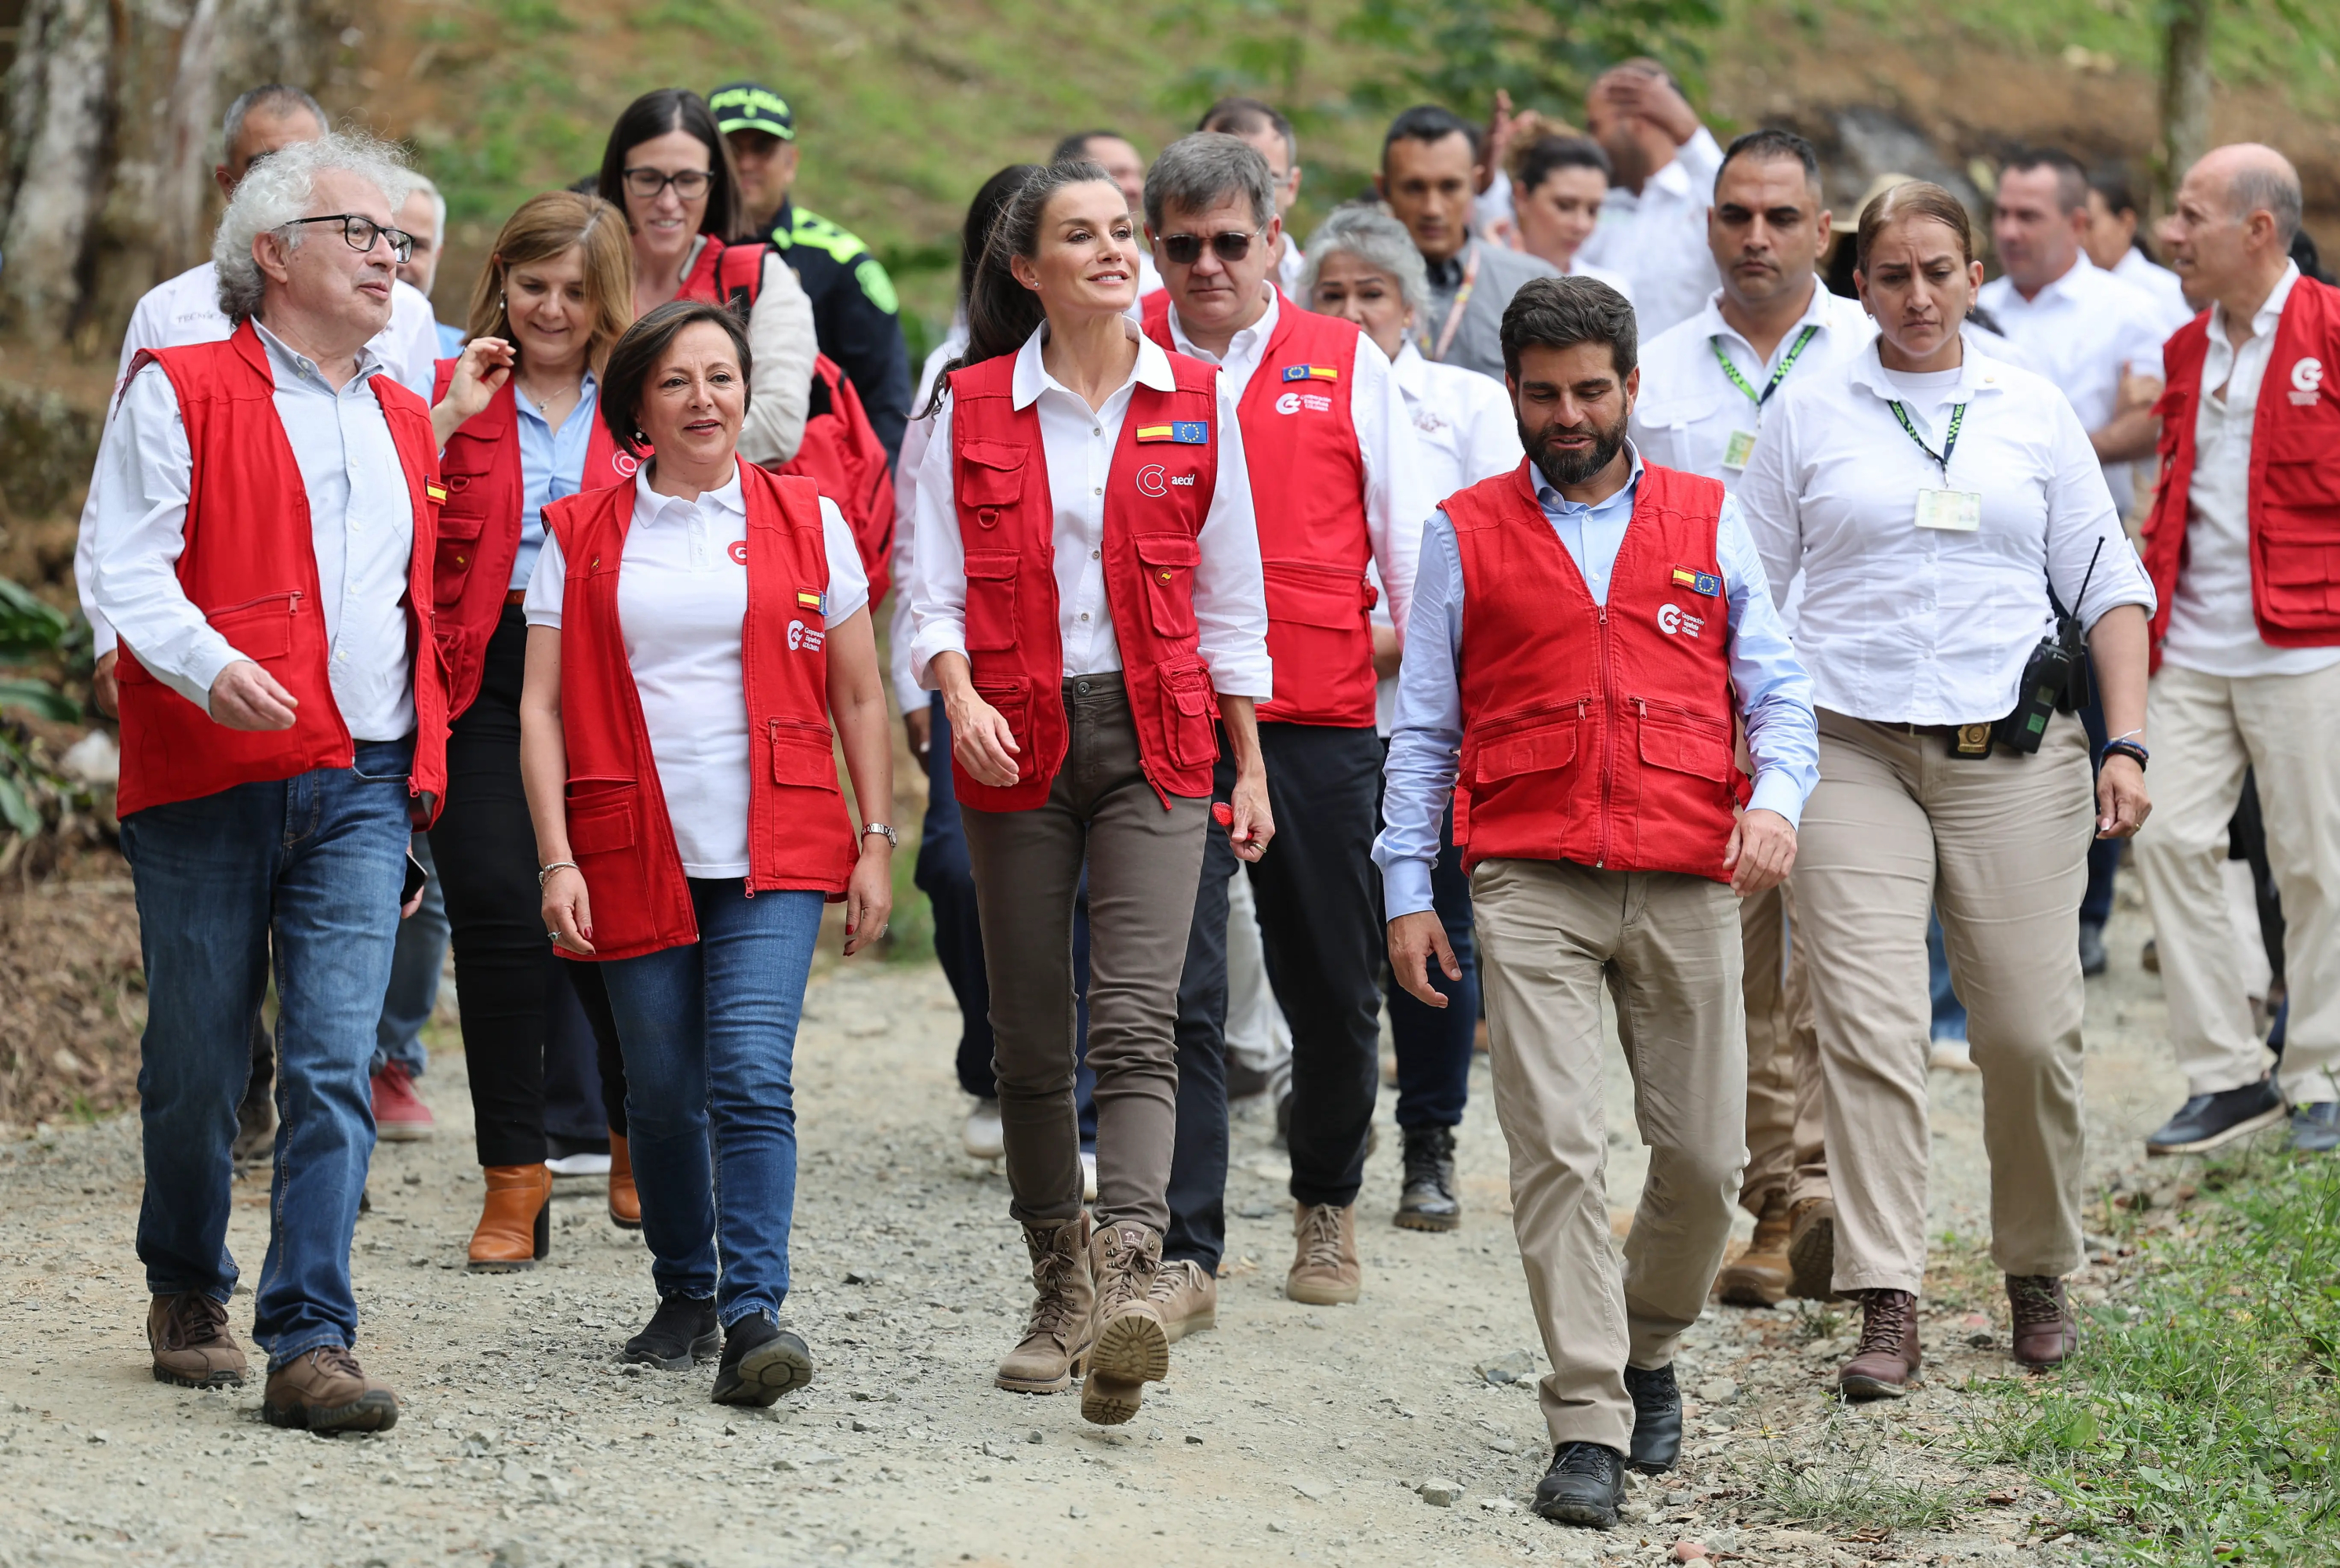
[
  {"xmin": 1473, "ymin": 858, "xmax": 1745, "ymax": 1454},
  {"xmin": 2133, "ymin": 660, "xmax": 2340, "ymax": 1105},
  {"xmin": 1739, "ymin": 881, "xmax": 1829, "ymax": 1212},
  {"xmin": 1793, "ymin": 711, "xmax": 2093, "ymax": 1294},
  {"xmin": 961, "ymin": 677, "xmax": 1208, "ymax": 1233}
]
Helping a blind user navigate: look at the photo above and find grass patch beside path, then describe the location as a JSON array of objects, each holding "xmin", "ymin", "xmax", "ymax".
[{"xmin": 1974, "ymin": 1149, "xmax": 2340, "ymax": 1564}]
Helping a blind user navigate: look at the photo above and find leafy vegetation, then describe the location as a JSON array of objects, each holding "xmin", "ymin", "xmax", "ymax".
[{"xmin": 0, "ymin": 578, "xmax": 83, "ymax": 844}]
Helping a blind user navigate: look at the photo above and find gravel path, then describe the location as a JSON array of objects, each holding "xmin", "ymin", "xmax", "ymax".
[{"xmin": 0, "ymin": 889, "xmax": 2189, "ymax": 1566}]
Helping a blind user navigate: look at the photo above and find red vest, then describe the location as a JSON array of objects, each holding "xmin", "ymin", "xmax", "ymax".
[
  {"xmin": 946, "ymin": 349, "xmax": 1223, "ymax": 813},
  {"xmin": 1445, "ymin": 460, "xmax": 1743, "ymax": 883},
  {"xmin": 2142, "ymin": 273, "xmax": 2340, "ymax": 671},
  {"xmin": 1143, "ymin": 291, "xmax": 1377, "ymax": 727},
  {"xmin": 676, "ymin": 235, "xmax": 772, "ymax": 313},
  {"xmin": 428, "ymin": 365, "xmax": 634, "ymax": 719},
  {"xmin": 545, "ymin": 464, "xmax": 856, "ymax": 961},
  {"xmin": 114, "ymin": 321, "xmax": 449, "ymax": 822}
]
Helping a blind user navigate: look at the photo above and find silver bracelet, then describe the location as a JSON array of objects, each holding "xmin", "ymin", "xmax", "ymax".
[{"xmin": 537, "ymin": 860, "xmax": 578, "ymax": 888}]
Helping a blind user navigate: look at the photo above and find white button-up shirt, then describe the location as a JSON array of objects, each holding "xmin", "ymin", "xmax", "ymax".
[
  {"xmin": 908, "ymin": 320, "xmax": 1273, "ymax": 699},
  {"xmin": 1164, "ymin": 289, "xmax": 1428, "ymax": 651},
  {"xmin": 889, "ymin": 328, "xmax": 970, "ymax": 713},
  {"xmin": 2112, "ymin": 247, "xmax": 2199, "ymax": 336},
  {"xmin": 89, "ymin": 321, "xmax": 421, "ymax": 740},
  {"xmin": 1977, "ymin": 253, "xmax": 2174, "ymax": 517},
  {"xmin": 1574, "ymin": 127, "xmax": 1727, "ymax": 340},
  {"xmin": 524, "ymin": 467, "xmax": 868, "ymax": 877},
  {"xmin": 1631, "ymin": 282, "xmax": 1877, "ymax": 494},
  {"xmin": 1738, "ymin": 339, "xmax": 2157, "ymax": 725},
  {"xmin": 2162, "ymin": 263, "xmax": 2340, "ymax": 680}
]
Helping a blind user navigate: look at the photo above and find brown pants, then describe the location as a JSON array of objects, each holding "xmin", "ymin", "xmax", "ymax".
[
  {"xmin": 960, "ymin": 677, "xmax": 1208, "ymax": 1233},
  {"xmin": 1739, "ymin": 881, "xmax": 1828, "ymax": 1213},
  {"xmin": 1473, "ymin": 858, "xmax": 1746, "ymax": 1454},
  {"xmin": 1793, "ymin": 710, "xmax": 2092, "ymax": 1295}
]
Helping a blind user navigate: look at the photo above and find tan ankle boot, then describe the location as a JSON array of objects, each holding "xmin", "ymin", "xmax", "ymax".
[
  {"xmin": 607, "ymin": 1131, "xmax": 641, "ymax": 1230},
  {"xmin": 995, "ymin": 1211, "xmax": 1094, "ymax": 1394},
  {"xmin": 1083, "ymin": 1221, "xmax": 1169, "ymax": 1425},
  {"xmin": 467, "ymin": 1164, "xmax": 551, "ymax": 1272},
  {"xmin": 1286, "ymin": 1202, "xmax": 1361, "ymax": 1304},
  {"xmin": 1717, "ymin": 1189, "xmax": 1792, "ymax": 1305}
]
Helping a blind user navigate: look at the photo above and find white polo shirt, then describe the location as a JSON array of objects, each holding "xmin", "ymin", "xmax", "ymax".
[
  {"xmin": 2111, "ymin": 247, "xmax": 2198, "ymax": 336},
  {"xmin": 1574, "ymin": 126, "xmax": 1727, "ymax": 340}
]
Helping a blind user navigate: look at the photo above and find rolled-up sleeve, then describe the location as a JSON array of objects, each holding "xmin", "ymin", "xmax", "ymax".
[
  {"xmin": 1192, "ymin": 380, "xmax": 1271, "ymax": 700},
  {"xmin": 906, "ymin": 394, "xmax": 967, "ymax": 690},
  {"xmin": 1372, "ymin": 510, "xmax": 1466, "ymax": 918},
  {"xmin": 737, "ymin": 253, "xmax": 816, "ymax": 467},
  {"xmin": 1716, "ymin": 495, "xmax": 1819, "ymax": 824}
]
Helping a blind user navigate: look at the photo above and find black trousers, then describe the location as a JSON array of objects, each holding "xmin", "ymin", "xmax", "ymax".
[{"xmin": 1164, "ymin": 722, "xmax": 1385, "ymax": 1269}]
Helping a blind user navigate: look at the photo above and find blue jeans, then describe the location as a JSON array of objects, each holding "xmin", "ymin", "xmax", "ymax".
[
  {"xmin": 1385, "ymin": 800, "xmax": 1479, "ymax": 1130},
  {"xmin": 599, "ymin": 879, "xmax": 821, "ymax": 1326},
  {"xmin": 372, "ymin": 831, "xmax": 445, "ymax": 1077},
  {"xmin": 122, "ymin": 739, "xmax": 415, "ymax": 1368},
  {"xmin": 1928, "ymin": 908, "xmax": 1968, "ymax": 1044}
]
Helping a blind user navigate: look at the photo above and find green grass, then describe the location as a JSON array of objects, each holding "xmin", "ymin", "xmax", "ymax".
[
  {"xmin": 1969, "ymin": 1148, "xmax": 2340, "ymax": 1564},
  {"xmin": 1730, "ymin": 1419, "xmax": 1961, "ymax": 1534}
]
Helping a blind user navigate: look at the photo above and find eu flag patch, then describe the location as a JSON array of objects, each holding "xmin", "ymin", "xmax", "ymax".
[
  {"xmin": 1136, "ymin": 423, "xmax": 1210, "ymax": 445},
  {"xmin": 1670, "ymin": 567, "xmax": 1723, "ymax": 596},
  {"xmin": 1280, "ymin": 365, "xmax": 1340, "ymax": 383}
]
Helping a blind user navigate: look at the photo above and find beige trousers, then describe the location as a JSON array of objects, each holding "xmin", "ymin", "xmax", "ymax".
[
  {"xmin": 1793, "ymin": 711, "xmax": 2094, "ymax": 1294},
  {"xmin": 1739, "ymin": 881, "xmax": 1829, "ymax": 1212},
  {"xmin": 1473, "ymin": 858, "xmax": 1745, "ymax": 1454},
  {"xmin": 2132, "ymin": 660, "xmax": 2340, "ymax": 1105}
]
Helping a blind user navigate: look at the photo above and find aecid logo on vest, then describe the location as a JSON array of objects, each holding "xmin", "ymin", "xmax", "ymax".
[
  {"xmin": 1135, "ymin": 464, "xmax": 1197, "ymax": 497},
  {"xmin": 1274, "ymin": 390, "xmax": 1333, "ymax": 416},
  {"xmin": 2291, "ymin": 357, "xmax": 2325, "ymax": 407},
  {"xmin": 1657, "ymin": 602, "xmax": 1705, "ymax": 639},
  {"xmin": 788, "ymin": 619, "xmax": 826, "ymax": 653}
]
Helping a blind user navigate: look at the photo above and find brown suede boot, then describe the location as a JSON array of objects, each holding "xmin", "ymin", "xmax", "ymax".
[
  {"xmin": 467, "ymin": 1163, "xmax": 552, "ymax": 1272},
  {"xmin": 263, "ymin": 1345, "xmax": 398, "ymax": 1432},
  {"xmin": 147, "ymin": 1292, "xmax": 248, "ymax": 1388},
  {"xmin": 1717, "ymin": 1190, "xmax": 1793, "ymax": 1306},
  {"xmin": 2007, "ymin": 1275, "xmax": 2080, "ymax": 1369},
  {"xmin": 1837, "ymin": 1288, "xmax": 1921, "ymax": 1400},
  {"xmin": 1787, "ymin": 1196, "xmax": 1838, "ymax": 1301},
  {"xmin": 995, "ymin": 1211, "xmax": 1095, "ymax": 1394},
  {"xmin": 1083, "ymin": 1221, "xmax": 1170, "ymax": 1425},
  {"xmin": 1147, "ymin": 1258, "xmax": 1219, "ymax": 1345},
  {"xmin": 1286, "ymin": 1202, "xmax": 1361, "ymax": 1305},
  {"xmin": 607, "ymin": 1132, "xmax": 641, "ymax": 1230}
]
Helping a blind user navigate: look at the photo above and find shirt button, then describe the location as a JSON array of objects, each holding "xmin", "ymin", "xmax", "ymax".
[
  {"xmin": 1079, "ymin": 612, "xmax": 1091, "ymax": 621},
  {"xmin": 1093, "ymin": 486, "xmax": 1103, "ymax": 496},
  {"xmin": 1091, "ymin": 550, "xmax": 1101, "ymax": 560}
]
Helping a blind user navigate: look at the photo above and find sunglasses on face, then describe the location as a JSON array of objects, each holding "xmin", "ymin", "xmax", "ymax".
[
  {"xmin": 623, "ymin": 167, "xmax": 714, "ymax": 201},
  {"xmin": 1159, "ymin": 227, "xmax": 1267, "ymax": 266},
  {"xmin": 283, "ymin": 214, "xmax": 416, "ymax": 264}
]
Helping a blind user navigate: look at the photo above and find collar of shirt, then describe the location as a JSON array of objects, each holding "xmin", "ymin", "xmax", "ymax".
[
  {"xmin": 1691, "ymin": 279, "xmax": 1850, "ymax": 364},
  {"xmin": 1424, "ymin": 248, "xmax": 1468, "ymax": 292},
  {"xmin": 633, "ymin": 463, "xmax": 746, "ymax": 528},
  {"xmin": 1166, "ymin": 286, "xmax": 1280, "ymax": 379},
  {"xmin": 1390, "ymin": 337, "xmax": 1431, "ymax": 400},
  {"xmin": 1011, "ymin": 317, "xmax": 1174, "ymax": 410},
  {"xmin": 1846, "ymin": 336, "xmax": 2011, "ymax": 412},
  {"xmin": 1532, "ymin": 442, "xmax": 1644, "ymax": 524},
  {"xmin": 252, "ymin": 318, "xmax": 386, "ymax": 394},
  {"xmin": 2207, "ymin": 260, "xmax": 2300, "ymax": 354}
]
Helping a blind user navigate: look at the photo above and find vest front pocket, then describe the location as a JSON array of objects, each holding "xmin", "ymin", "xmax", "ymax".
[
  {"xmin": 1135, "ymin": 534, "xmax": 1202, "ymax": 640},
  {"xmin": 972, "ymin": 678, "xmax": 1033, "ymax": 764},
  {"xmin": 1260, "ymin": 558, "xmax": 1373, "ymax": 709},
  {"xmin": 1470, "ymin": 710, "xmax": 1582, "ymax": 784},
  {"xmin": 767, "ymin": 718, "xmax": 842, "ymax": 790},
  {"xmin": 565, "ymin": 786, "xmax": 646, "ymax": 934},
  {"xmin": 433, "ymin": 505, "xmax": 488, "ymax": 608},
  {"xmin": 206, "ymin": 591, "xmax": 303, "ymax": 664},
  {"xmin": 2257, "ymin": 524, "xmax": 2340, "ymax": 619},
  {"xmin": 1156, "ymin": 662, "xmax": 1219, "ymax": 771},
  {"xmin": 963, "ymin": 551, "xmax": 1021, "ymax": 652}
]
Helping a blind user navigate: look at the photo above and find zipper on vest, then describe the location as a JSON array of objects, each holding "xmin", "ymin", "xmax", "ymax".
[{"xmin": 1595, "ymin": 606, "xmax": 1615, "ymax": 869}]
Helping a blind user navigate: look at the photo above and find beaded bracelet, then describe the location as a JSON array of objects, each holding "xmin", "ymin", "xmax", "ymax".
[{"xmin": 2101, "ymin": 739, "xmax": 2149, "ymax": 771}]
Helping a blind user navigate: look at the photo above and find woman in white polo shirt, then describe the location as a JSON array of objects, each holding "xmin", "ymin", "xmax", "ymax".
[
  {"xmin": 1738, "ymin": 182, "xmax": 2155, "ymax": 1400},
  {"xmin": 520, "ymin": 299, "xmax": 893, "ymax": 1406}
]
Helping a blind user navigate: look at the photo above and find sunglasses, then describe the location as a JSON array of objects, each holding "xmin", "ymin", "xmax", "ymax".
[{"xmin": 1159, "ymin": 227, "xmax": 1268, "ymax": 266}]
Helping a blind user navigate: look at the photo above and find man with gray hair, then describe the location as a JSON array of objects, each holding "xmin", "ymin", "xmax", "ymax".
[
  {"xmin": 2134, "ymin": 143, "xmax": 2340, "ymax": 1156},
  {"xmin": 86, "ymin": 131, "xmax": 452, "ymax": 1430}
]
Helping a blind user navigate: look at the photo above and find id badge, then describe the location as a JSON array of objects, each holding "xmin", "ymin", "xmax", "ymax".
[
  {"xmin": 1914, "ymin": 488, "xmax": 1982, "ymax": 532},
  {"xmin": 1722, "ymin": 430, "xmax": 1757, "ymax": 470}
]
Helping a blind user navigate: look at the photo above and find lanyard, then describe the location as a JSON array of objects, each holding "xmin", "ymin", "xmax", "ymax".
[
  {"xmin": 1713, "ymin": 325, "xmax": 1819, "ymax": 410},
  {"xmin": 1888, "ymin": 399, "xmax": 1967, "ymax": 481},
  {"xmin": 1421, "ymin": 241, "xmax": 1481, "ymax": 364}
]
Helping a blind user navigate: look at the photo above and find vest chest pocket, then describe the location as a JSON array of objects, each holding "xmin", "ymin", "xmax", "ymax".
[
  {"xmin": 1135, "ymin": 534, "xmax": 1201, "ymax": 640},
  {"xmin": 433, "ymin": 483, "xmax": 489, "ymax": 608},
  {"xmin": 959, "ymin": 439, "xmax": 1026, "ymax": 532},
  {"xmin": 963, "ymin": 551, "xmax": 1021, "ymax": 652},
  {"xmin": 1156, "ymin": 662, "xmax": 1218, "ymax": 771}
]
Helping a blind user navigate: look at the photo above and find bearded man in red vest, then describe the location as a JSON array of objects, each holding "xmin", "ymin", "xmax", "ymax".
[
  {"xmin": 2132, "ymin": 144, "xmax": 2340, "ymax": 1156},
  {"xmin": 1380, "ymin": 277, "xmax": 1815, "ymax": 1530},
  {"xmin": 85, "ymin": 133, "xmax": 450, "ymax": 1432},
  {"xmin": 1132, "ymin": 133, "xmax": 1437, "ymax": 1326}
]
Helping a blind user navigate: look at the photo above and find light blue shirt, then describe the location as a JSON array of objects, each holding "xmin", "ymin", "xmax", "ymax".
[
  {"xmin": 511, "ymin": 371, "xmax": 600, "ymax": 592},
  {"xmin": 1373, "ymin": 446, "xmax": 1819, "ymax": 917},
  {"xmin": 435, "ymin": 320, "xmax": 466, "ymax": 359}
]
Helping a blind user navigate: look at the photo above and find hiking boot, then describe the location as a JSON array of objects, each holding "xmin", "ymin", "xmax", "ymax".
[
  {"xmin": 1083, "ymin": 1221, "xmax": 1169, "ymax": 1426},
  {"xmin": 995, "ymin": 1211, "xmax": 1094, "ymax": 1394},
  {"xmin": 1717, "ymin": 1189, "xmax": 1792, "ymax": 1306},
  {"xmin": 262, "ymin": 1346, "xmax": 398, "ymax": 1432},
  {"xmin": 1532, "ymin": 1441, "xmax": 1626, "ymax": 1527},
  {"xmin": 1622, "ymin": 1362, "xmax": 1681, "ymax": 1473},
  {"xmin": 147, "ymin": 1292, "xmax": 247, "ymax": 1388},
  {"xmin": 607, "ymin": 1132, "xmax": 641, "ymax": 1229},
  {"xmin": 1147, "ymin": 1258, "xmax": 1218, "ymax": 1345},
  {"xmin": 623, "ymin": 1294, "xmax": 718, "ymax": 1370},
  {"xmin": 467, "ymin": 1163, "xmax": 552, "ymax": 1271},
  {"xmin": 962, "ymin": 1098, "xmax": 1004, "ymax": 1160},
  {"xmin": 2146, "ymin": 1080, "xmax": 2287, "ymax": 1156},
  {"xmin": 2287, "ymin": 1102, "xmax": 2338, "ymax": 1154},
  {"xmin": 2007, "ymin": 1275, "xmax": 2079, "ymax": 1369},
  {"xmin": 1837, "ymin": 1288, "xmax": 1921, "ymax": 1399},
  {"xmin": 370, "ymin": 1060, "xmax": 435, "ymax": 1141},
  {"xmin": 1287, "ymin": 1202, "xmax": 1361, "ymax": 1305},
  {"xmin": 1786, "ymin": 1196, "xmax": 1837, "ymax": 1301},
  {"xmin": 1394, "ymin": 1126, "xmax": 1461, "ymax": 1232},
  {"xmin": 710, "ymin": 1314, "xmax": 814, "ymax": 1406}
]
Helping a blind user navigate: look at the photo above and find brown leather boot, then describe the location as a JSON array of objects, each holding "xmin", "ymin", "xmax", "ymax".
[
  {"xmin": 1717, "ymin": 1189, "xmax": 1793, "ymax": 1306},
  {"xmin": 1787, "ymin": 1196, "xmax": 1838, "ymax": 1301},
  {"xmin": 1837, "ymin": 1288, "xmax": 1921, "ymax": 1399},
  {"xmin": 467, "ymin": 1163, "xmax": 552, "ymax": 1272},
  {"xmin": 1083, "ymin": 1221, "xmax": 1170, "ymax": 1425},
  {"xmin": 995, "ymin": 1211, "xmax": 1094, "ymax": 1394},
  {"xmin": 1287, "ymin": 1202, "xmax": 1362, "ymax": 1304},
  {"xmin": 262, "ymin": 1345, "xmax": 398, "ymax": 1432},
  {"xmin": 1147, "ymin": 1258, "xmax": 1219, "ymax": 1344},
  {"xmin": 2007, "ymin": 1275, "xmax": 2080, "ymax": 1369},
  {"xmin": 607, "ymin": 1132, "xmax": 641, "ymax": 1230},
  {"xmin": 147, "ymin": 1292, "xmax": 247, "ymax": 1388}
]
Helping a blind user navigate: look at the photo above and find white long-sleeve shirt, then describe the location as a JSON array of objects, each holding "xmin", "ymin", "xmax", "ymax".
[
  {"xmin": 1574, "ymin": 127, "xmax": 1727, "ymax": 340},
  {"xmin": 890, "ymin": 329, "xmax": 968, "ymax": 713},
  {"xmin": 907, "ymin": 320, "xmax": 1272, "ymax": 700}
]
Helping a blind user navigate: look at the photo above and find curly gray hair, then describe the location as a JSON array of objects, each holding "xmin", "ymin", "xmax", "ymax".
[
  {"xmin": 1299, "ymin": 201, "xmax": 1429, "ymax": 321},
  {"xmin": 213, "ymin": 132, "xmax": 418, "ymax": 322}
]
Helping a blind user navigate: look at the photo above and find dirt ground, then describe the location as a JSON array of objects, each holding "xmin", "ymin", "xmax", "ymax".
[{"xmin": 0, "ymin": 876, "xmax": 2198, "ymax": 1568}]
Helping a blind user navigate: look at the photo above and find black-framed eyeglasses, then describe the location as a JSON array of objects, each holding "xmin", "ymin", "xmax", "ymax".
[
  {"xmin": 1159, "ymin": 227, "xmax": 1266, "ymax": 266},
  {"xmin": 283, "ymin": 214, "xmax": 416, "ymax": 263},
  {"xmin": 623, "ymin": 167, "xmax": 714, "ymax": 201}
]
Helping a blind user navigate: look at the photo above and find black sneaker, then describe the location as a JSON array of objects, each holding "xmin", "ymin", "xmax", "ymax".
[
  {"xmin": 1622, "ymin": 1362, "xmax": 1681, "ymax": 1473},
  {"xmin": 2078, "ymin": 921, "xmax": 2109, "ymax": 978},
  {"xmin": 623, "ymin": 1294, "xmax": 718, "ymax": 1370},
  {"xmin": 1394, "ymin": 1127, "xmax": 1461, "ymax": 1232},
  {"xmin": 1532, "ymin": 1441, "xmax": 1625, "ymax": 1527},
  {"xmin": 2290, "ymin": 1102, "xmax": 2339, "ymax": 1154},
  {"xmin": 710, "ymin": 1314, "xmax": 814, "ymax": 1406},
  {"xmin": 2145, "ymin": 1080, "xmax": 2287, "ymax": 1155}
]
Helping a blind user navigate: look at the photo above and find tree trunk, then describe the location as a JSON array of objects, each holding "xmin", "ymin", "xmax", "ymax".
[
  {"xmin": 0, "ymin": 0, "xmax": 118, "ymax": 342},
  {"xmin": 2156, "ymin": 0, "xmax": 2213, "ymax": 208}
]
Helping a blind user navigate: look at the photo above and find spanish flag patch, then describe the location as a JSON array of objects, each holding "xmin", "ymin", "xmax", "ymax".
[
  {"xmin": 1670, "ymin": 566, "xmax": 1723, "ymax": 596},
  {"xmin": 1135, "ymin": 423, "xmax": 1210, "ymax": 445},
  {"xmin": 424, "ymin": 481, "xmax": 449, "ymax": 503},
  {"xmin": 797, "ymin": 590, "xmax": 826, "ymax": 611},
  {"xmin": 1280, "ymin": 365, "xmax": 1340, "ymax": 383}
]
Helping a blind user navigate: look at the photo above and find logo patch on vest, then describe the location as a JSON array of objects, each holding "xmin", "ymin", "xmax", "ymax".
[
  {"xmin": 2291, "ymin": 356, "xmax": 2325, "ymax": 406},
  {"xmin": 1670, "ymin": 566, "xmax": 1722, "ymax": 597},
  {"xmin": 1135, "ymin": 422, "xmax": 1209, "ymax": 444},
  {"xmin": 1274, "ymin": 390, "xmax": 1334, "ymax": 416},
  {"xmin": 1656, "ymin": 602, "xmax": 1705, "ymax": 638},
  {"xmin": 1136, "ymin": 463, "xmax": 1200, "ymax": 499},
  {"xmin": 1280, "ymin": 365, "xmax": 1339, "ymax": 383},
  {"xmin": 788, "ymin": 619, "xmax": 826, "ymax": 652},
  {"xmin": 613, "ymin": 452, "xmax": 641, "ymax": 478},
  {"xmin": 728, "ymin": 540, "xmax": 750, "ymax": 565}
]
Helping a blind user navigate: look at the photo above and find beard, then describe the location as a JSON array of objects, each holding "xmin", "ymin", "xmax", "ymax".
[{"xmin": 1521, "ymin": 410, "xmax": 1630, "ymax": 489}]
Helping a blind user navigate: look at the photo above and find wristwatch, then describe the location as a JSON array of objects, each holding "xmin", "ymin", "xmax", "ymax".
[{"xmin": 861, "ymin": 822, "xmax": 899, "ymax": 848}]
